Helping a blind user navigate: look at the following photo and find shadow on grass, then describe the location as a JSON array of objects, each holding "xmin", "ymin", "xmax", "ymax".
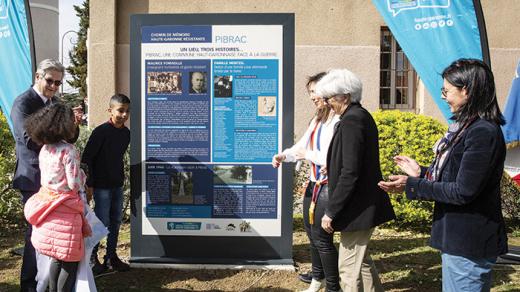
[
  {"xmin": 294, "ymin": 235, "xmax": 442, "ymax": 291},
  {"xmin": 94, "ymin": 269, "xmax": 295, "ymax": 291},
  {"xmin": 2, "ymin": 217, "xmax": 519, "ymax": 291},
  {"xmin": 0, "ymin": 227, "xmax": 25, "ymax": 292},
  {"xmin": 293, "ymin": 225, "xmax": 520, "ymax": 292},
  {"xmin": 95, "ymin": 268, "xmax": 232, "ymax": 291},
  {"xmin": 0, "ymin": 283, "xmax": 19, "ymax": 292}
]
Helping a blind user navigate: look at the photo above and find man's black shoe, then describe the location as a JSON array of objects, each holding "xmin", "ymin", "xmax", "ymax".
[
  {"xmin": 90, "ymin": 255, "xmax": 108, "ymax": 275},
  {"xmin": 298, "ymin": 271, "xmax": 313, "ymax": 284},
  {"xmin": 105, "ymin": 255, "xmax": 130, "ymax": 272}
]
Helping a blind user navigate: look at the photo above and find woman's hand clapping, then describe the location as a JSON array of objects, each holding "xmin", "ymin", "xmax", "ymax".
[
  {"xmin": 394, "ymin": 155, "xmax": 421, "ymax": 177},
  {"xmin": 378, "ymin": 155, "xmax": 419, "ymax": 193},
  {"xmin": 378, "ymin": 175, "xmax": 408, "ymax": 193}
]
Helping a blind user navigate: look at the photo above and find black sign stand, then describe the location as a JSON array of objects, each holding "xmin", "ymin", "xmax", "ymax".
[{"xmin": 129, "ymin": 13, "xmax": 295, "ymax": 266}]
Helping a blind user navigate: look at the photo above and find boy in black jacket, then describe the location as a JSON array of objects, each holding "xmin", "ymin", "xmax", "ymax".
[{"xmin": 82, "ymin": 94, "xmax": 130, "ymax": 274}]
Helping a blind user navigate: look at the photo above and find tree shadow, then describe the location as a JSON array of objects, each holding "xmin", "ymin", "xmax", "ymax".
[
  {"xmin": 0, "ymin": 227, "xmax": 25, "ymax": 292},
  {"xmin": 293, "ymin": 233, "xmax": 520, "ymax": 291},
  {"xmin": 0, "ymin": 283, "xmax": 19, "ymax": 292},
  {"xmin": 94, "ymin": 268, "xmax": 296, "ymax": 291}
]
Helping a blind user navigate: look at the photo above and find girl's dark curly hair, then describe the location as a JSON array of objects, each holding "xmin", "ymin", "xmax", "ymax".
[{"xmin": 25, "ymin": 103, "xmax": 76, "ymax": 145}]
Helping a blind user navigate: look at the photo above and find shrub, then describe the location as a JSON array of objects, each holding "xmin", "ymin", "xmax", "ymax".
[
  {"xmin": 0, "ymin": 110, "xmax": 22, "ymax": 225},
  {"xmin": 501, "ymin": 173, "xmax": 520, "ymax": 226},
  {"xmin": 373, "ymin": 110, "xmax": 446, "ymax": 231}
]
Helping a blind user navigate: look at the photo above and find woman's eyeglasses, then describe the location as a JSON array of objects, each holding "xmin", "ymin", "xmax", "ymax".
[
  {"xmin": 441, "ymin": 87, "xmax": 448, "ymax": 97},
  {"xmin": 441, "ymin": 86, "xmax": 463, "ymax": 97}
]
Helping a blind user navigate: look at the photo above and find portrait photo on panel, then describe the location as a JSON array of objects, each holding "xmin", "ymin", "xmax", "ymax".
[
  {"xmin": 214, "ymin": 75, "xmax": 233, "ymax": 97},
  {"xmin": 189, "ymin": 71, "xmax": 207, "ymax": 94}
]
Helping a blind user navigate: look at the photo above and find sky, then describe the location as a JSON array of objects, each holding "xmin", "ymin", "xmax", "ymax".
[{"xmin": 59, "ymin": 0, "xmax": 83, "ymax": 93}]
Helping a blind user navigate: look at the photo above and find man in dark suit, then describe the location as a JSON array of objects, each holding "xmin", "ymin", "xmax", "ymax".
[
  {"xmin": 315, "ymin": 69, "xmax": 395, "ymax": 292},
  {"xmin": 11, "ymin": 59, "xmax": 81, "ymax": 292},
  {"xmin": 189, "ymin": 71, "xmax": 207, "ymax": 94}
]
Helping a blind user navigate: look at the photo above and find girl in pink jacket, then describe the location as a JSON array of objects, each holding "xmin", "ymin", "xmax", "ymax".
[{"xmin": 24, "ymin": 103, "xmax": 91, "ymax": 292}]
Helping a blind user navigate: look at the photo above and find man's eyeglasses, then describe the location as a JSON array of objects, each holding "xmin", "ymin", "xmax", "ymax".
[{"xmin": 44, "ymin": 78, "xmax": 62, "ymax": 87}]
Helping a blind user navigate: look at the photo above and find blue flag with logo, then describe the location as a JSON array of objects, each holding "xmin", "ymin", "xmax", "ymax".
[
  {"xmin": 372, "ymin": 0, "xmax": 487, "ymax": 121},
  {"xmin": 502, "ymin": 61, "xmax": 520, "ymax": 147},
  {"xmin": 0, "ymin": 0, "xmax": 34, "ymax": 133}
]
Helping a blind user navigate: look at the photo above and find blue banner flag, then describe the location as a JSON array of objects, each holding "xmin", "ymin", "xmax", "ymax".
[
  {"xmin": 372, "ymin": 0, "xmax": 488, "ymax": 121},
  {"xmin": 502, "ymin": 61, "xmax": 520, "ymax": 148},
  {"xmin": 0, "ymin": 0, "xmax": 34, "ymax": 133}
]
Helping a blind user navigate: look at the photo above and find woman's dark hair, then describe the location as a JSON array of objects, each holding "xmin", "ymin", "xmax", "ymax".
[
  {"xmin": 442, "ymin": 58, "xmax": 505, "ymax": 125},
  {"xmin": 307, "ymin": 72, "xmax": 331, "ymax": 123},
  {"xmin": 25, "ymin": 103, "xmax": 76, "ymax": 144}
]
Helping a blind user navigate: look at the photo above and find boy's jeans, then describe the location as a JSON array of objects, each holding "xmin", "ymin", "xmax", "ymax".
[{"xmin": 92, "ymin": 187, "xmax": 124, "ymax": 260}]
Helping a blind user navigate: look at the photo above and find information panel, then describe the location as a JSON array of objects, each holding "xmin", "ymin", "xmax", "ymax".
[
  {"xmin": 130, "ymin": 14, "xmax": 294, "ymax": 265},
  {"xmin": 141, "ymin": 25, "xmax": 282, "ymax": 236}
]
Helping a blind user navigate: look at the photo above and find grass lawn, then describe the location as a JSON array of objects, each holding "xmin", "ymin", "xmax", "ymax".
[{"xmin": 1, "ymin": 217, "xmax": 519, "ymax": 291}]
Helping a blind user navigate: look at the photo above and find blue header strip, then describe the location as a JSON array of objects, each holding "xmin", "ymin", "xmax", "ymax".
[
  {"xmin": 142, "ymin": 25, "xmax": 212, "ymax": 43},
  {"xmin": 0, "ymin": 0, "xmax": 33, "ymax": 133},
  {"xmin": 372, "ymin": 0, "xmax": 485, "ymax": 121}
]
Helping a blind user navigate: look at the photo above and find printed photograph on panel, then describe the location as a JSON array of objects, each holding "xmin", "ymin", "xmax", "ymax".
[
  {"xmin": 258, "ymin": 96, "xmax": 276, "ymax": 116},
  {"xmin": 213, "ymin": 165, "xmax": 253, "ymax": 185},
  {"xmin": 214, "ymin": 75, "xmax": 233, "ymax": 97},
  {"xmin": 170, "ymin": 172, "xmax": 194, "ymax": 204},
  {"xmin": 147, "ymin": 72, "xmax": 182, "ymax": 94},
  {"xmin": 189, "ymin": 71, "xmax": 207, "ymax": 94}
]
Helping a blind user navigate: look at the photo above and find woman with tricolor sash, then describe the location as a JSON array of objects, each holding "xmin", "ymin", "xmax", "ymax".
[{"xmin": 272, "ymin": 72, "xmax": 341, "ymax": 292}]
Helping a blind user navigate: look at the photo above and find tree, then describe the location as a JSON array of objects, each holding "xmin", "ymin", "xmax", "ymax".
[{"xmin": 67, "ymin": 0, "xmax": 89, "ymax": 100}]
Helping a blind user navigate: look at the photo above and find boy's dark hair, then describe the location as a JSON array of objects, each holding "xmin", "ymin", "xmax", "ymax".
[
  {"xmin": 109, "ymin": 94, "xmax": 131, "ymax": 107},
  {"xmin": 25, "ymin": 103, "xmax": 76, "ymax": 144}
]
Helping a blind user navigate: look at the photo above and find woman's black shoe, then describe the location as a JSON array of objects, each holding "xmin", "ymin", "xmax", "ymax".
[{"xmin": 298, "ymin": 272, "xmax": 313, "ymax": 284}]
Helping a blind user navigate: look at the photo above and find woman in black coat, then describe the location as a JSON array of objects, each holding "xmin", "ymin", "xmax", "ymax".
[
  {"xmin": 316, "ymin": 69, "xmax": 395, "ymax": 292},
  {"xmin": 379, "ymin": 59, "xmax": 508, "ymax": 292}
]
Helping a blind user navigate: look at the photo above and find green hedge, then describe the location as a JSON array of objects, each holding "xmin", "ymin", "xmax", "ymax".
[
  {"xmin": 373, "ymin": 110, "xmax": 446, "ymax": 231},
  {"xmin": 0, "ymin": 110, "xmax": 21, "ymax": 225}
]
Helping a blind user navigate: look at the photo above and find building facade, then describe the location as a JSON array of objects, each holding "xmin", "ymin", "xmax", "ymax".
[
  {"xmin": 29, "ymin": 0, "xmax": 59, "ymax": 63},
  {"xmin": 88, "ymin": 0, "xmax": 520, "ymax": 140}
]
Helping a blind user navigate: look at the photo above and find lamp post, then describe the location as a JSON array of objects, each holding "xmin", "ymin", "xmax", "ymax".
[{"xmin": 60, "ymin": 30, "xmax": 78, "ymax": 94}]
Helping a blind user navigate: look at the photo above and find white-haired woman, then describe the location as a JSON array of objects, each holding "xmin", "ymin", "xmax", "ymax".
[
  {"xmin": 272, "ymin": 72, "xmax": 341, "ymax": 292},
  {"xmin": 316, "ymin": 69, "xmax": 395, "ymax": 292}
]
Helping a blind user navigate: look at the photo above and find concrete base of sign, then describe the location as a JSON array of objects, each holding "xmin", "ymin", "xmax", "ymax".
[{"xmin": 129, "ymin": 262, "xmax": 295, "ymax": 271}]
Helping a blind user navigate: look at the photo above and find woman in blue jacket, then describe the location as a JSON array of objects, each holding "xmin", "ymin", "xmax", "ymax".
[{"xmin": 379, "ymin": 58, "xmax": 508, "ymax": 292}]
